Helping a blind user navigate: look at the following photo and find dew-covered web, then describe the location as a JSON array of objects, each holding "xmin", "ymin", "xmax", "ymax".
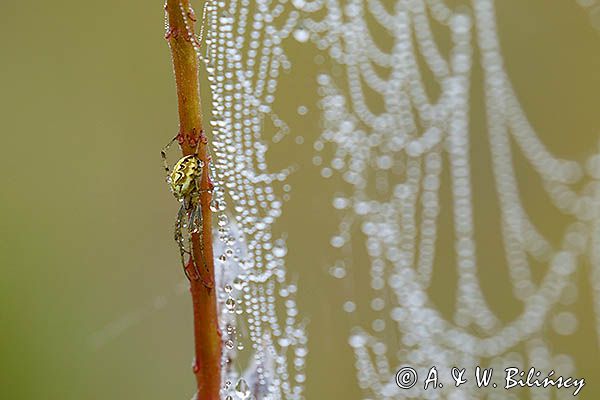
[
  {"xmin": 287, "ymin": 0, "xmax": 600, "ymax": 398},
  {"xmin": 171, "ymin": 0, "xmax": 308, "ymax": 399},
  {"xmin": 88, "ymin": 0, "xmax": 599, "ymax": 398}
]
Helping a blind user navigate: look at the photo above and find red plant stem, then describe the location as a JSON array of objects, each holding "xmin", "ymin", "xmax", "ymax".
[{"xmin": 165, "ymin": 0, "xmax": 222, "ymax": 398}]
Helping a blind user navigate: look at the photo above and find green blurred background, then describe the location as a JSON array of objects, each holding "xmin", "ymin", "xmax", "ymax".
[{"xmin": 1, "ymin": 0, "xmax": 599, "ymax": 399}]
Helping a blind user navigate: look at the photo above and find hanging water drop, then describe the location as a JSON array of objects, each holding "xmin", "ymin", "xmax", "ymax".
[
  {"xmin": 273, "ymin": 244, "xmax": 287, "ymax": 258},
  {"xmin": 225, "ymin": 296, "xmax": 236, "ymax": 312},
  {"xmin": 233, "ymin": 277, "xmax": 244, "ymax": 290},
  {"xmin": 293, "ymin": 28, "xmax": 309, "ymax": 43},
  {"xmin": 235, "ymin": 378, "xmax": 251, "ymax": 400}
]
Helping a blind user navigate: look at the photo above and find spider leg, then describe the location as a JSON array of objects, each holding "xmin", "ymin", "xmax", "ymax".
[
  {"xmin": 189, "ymin": 203, "xmax": 209, "ymax": 275},
  {"xmin": 186, "ymin": 231, "xmax": 200, "ymax": 280},
  {"xmin": 188, "ymin": 201, "xmax": 199, "ymax": 233},
  {"xmin": 178, "ymin": 200, "xmax": 202, "ymax": 281},
  {"xmin": 194, "ymin": 203, "xmax": 209, "ymax": 274},
  {"xmin": 161, "ymin": 135, "xmax": 179, "ymax": 175},
  {"xmin": 192, "ymin": 177, "xmax": 210, "ymax": 271},
  {"xmin": 175, "ymin": 204, "xmax": 196, "ymax": 281}
]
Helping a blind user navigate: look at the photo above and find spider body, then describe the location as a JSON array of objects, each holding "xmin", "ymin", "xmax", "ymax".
[
  {"xmin": 169, "ymin": 154, "xmax": 204, "ymax": 201},
  {"xmin": 162, "ymin": 135, "xmax": 208, "ymax": 282}
]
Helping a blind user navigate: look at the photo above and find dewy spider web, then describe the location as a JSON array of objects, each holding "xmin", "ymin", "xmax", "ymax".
[
  {"xmin": 290, "ymin": 0, "xmax": 600, "ymax": 398},
  {"xmin": 167, "ymin": 1, "xmax": 307, "ymax": 399}
]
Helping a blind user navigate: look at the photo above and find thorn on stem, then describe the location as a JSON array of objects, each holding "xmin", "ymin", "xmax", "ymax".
[
  {"xmin": 201, "ymin": 274, "xmax": 215, "ymax": 290},
  {"xmin": 165, "ymin": 26, "xmax": 179, "ymax": 40},
  {"xmin": 199, "ymin": 131, "xmax": 208, "ymax": 144},
  {"xmin": 185, "ymin": 258, "xmax": 200, "ymax": 281}
]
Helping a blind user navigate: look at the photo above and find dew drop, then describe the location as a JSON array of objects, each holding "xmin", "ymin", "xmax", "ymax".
[
  {"xmin": 233, "ymin": 277, "xmax": 244, "ymax": 290},
  {"xmin": 348, "ymin": 333, "xmax": 366, "ymax": 348},
  {"xmin": 218, "ymin": 214, "xmax": 229, "ymax": 227},
  {"xmin": 329, "ymin": 265, "xmax": 346, "ymax": 279},
  {"xmin": 343, "ymin": 301, "xmax": 356, "ymax": 313},
  {"xmin": 225, "ymin": 296, "xmax": 236, "ymax": 312},
  {"xmin": 235, "ymin": 378, "xmax": 251, "ymax": 400},
  {"xmin": 273, "ymin": 244, "xmax": 287, "ymax": 258},
  {"xmin": 552, "ymin": 312, "xmax": 578, "ymax": 335},
  {"xmin": 293, "ymin": 28, "xmax": 309, "ymax": 43}
]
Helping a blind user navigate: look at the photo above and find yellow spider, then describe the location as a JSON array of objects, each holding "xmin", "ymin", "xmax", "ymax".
[{"xmin": 161, "ymin": 134, "xmax": 208, "ymax": 281}]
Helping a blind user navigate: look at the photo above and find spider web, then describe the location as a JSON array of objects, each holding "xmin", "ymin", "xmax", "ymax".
[
  {"xmin": 290, "ymin": 0, "xmax": 600, "ymax": 398},
  {"xmin": 189, "ymin": 0, "xmax": 308, "ymax": 398}
]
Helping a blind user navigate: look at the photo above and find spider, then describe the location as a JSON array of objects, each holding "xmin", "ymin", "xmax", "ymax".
[{"xmin": 161, "ymin": 134, "xmax": 209, "ymax": 281}]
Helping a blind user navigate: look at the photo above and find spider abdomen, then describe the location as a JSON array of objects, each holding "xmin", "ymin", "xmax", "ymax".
[{"xmin": 169, "ymin": 155, "xmax": 203, "ymax": 200}]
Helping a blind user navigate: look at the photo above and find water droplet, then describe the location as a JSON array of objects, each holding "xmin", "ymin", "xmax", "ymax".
[
  {"xmin": 235, "ymin": 378, "xmax": 251, "ymax": 399},
  {"xmin": 329, "ymin": 264, "xmax": 346, "ymax": 279},
  {"xmin": 224, "ymin": 284, "xmax": 233, "ymax": 293},
  {"xmin": 343, "ymin": 301, "xmax": 356, "ymax": 313},
  {"xmin": 233, "ymin": 277, "xmax": 244, "ymax": 290},
  {"xmin": 292, "ymin": 0, "xmax": 306, "ymax": 8},
  {"xmin": 225, "ymin": 339, "xmax": 234, "ymax": 349},
  {"xmin": 552, "ymin": 312, "xmax": 578, "ymax": 335},
  {"xmin": 225, "ymin": 296, "xmax": 236, "ymax": 312},
  {"xmin": 218, "ymin": 214, "xmax": 229, "ymax": 227},
  {"xmin": 293, "ymin": 28, "xmax": 309, "ymax": 43},
  {"xmin": 273, "ymin": 244, "xmax": 287, "ymax": 258},
  {"xmin": 348, "ymin": 333, "xmax": 366, "ymax": 348}
]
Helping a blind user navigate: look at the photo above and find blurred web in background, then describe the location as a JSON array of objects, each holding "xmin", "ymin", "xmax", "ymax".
[{"xmin": 291, "ymin": 0, "xmax": 600, "ymax": 398}]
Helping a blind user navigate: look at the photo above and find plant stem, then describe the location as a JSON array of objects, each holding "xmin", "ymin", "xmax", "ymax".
[{"xmin": 165, "ymin": 0, "xmax": 222, "ymax": 398}]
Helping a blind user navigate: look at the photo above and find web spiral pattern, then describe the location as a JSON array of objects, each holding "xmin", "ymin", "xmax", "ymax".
[{"xmin": 293, "ymin": 0, "xmax": 600, "ymax": 398}]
